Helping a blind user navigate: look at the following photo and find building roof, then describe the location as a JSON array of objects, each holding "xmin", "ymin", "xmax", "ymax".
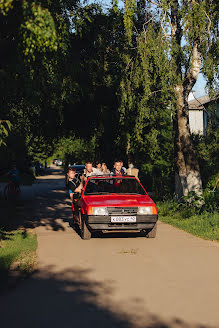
[
  {"xmin": 188, "ymin": 95, "xmax": 210, "ymax": 110},
  {"xmin": 188, "ymin": 93, "xmax": 219, "ymax": 110}
]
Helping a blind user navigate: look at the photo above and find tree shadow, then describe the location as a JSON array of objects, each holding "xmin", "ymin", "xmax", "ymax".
[
  {"xmin": 0, "ymin": 229, "xmax": 14, "ymax": 241},
  {"xmin": 0, "ymin": 266, "xmax": 210, "ymax": 328},
  {"xmin": 0, "ymin": 185, "xmax": 69, "ymax": 233},
  {"xmin": 34, "ymin": 177, "xmax": 65, "ymax": 184}
]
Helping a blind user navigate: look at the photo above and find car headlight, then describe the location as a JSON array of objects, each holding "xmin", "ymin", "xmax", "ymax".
[
  {"xmin": 93, "ymin": 207, "xmax": 108, "ymax": 216},
  {"xmin": 137, "ymin": 207, "xmax": 153, "ymax": 215}
]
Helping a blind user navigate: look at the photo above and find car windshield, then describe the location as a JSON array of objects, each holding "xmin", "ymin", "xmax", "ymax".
[
  {"xmin": 71, "ymin": 165, "xmax": 85, "ymax": 173},
  {"xmin": 84, "ymin": 178, "xmax": 146, "ymax": 195}
]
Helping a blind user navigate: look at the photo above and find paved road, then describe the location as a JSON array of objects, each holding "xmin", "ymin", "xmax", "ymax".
[{"xmin": 1, "ymin": 167, "xmax": 219, "ymax": 328}]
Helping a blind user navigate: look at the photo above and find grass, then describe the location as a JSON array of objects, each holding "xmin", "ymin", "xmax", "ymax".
[
  {"xmin": 157, "ymin": 200, "xmax": 219, "ymax": 241},
  {"xmin": 0, "ymin": 228, "xmax": 37, "ymax": 277}
]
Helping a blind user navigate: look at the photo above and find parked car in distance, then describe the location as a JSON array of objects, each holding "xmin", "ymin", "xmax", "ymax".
[
  {"xmin": 73, "ymin": 175, "xmax": 158, "ymax": 240},
  {"xmin": 56, "ymin": 160, "xmax": 63, "ymax": 166},
  {"xmin": 52, "ymin": 159, "xmax": 59, "ymax": 164},
  {"xmin": 71, "ymin": 165, "xmax": 85, "ymax": 175}
]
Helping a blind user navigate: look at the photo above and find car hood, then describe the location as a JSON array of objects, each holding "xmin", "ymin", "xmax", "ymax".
[{"xmin": 82, "ymin": 194, "xmax": 155, "ymax": 207}]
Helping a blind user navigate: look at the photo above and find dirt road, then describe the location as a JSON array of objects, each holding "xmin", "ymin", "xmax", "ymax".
[{"xmin": 1, "ymin": 167, "xmax": 219, "ymax": 328}]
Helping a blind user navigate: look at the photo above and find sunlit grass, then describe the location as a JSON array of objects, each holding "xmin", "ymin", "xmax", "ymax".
[
  {"xmin": 0, "ymin": 229, "xmax": 37, "ymax": 275},
  {"xmin": 157, "ymin": 201, "xmax": 219, "ymax": 241}
]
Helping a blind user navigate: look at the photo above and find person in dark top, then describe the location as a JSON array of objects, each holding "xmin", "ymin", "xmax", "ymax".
[
  {"xmin": 8, "ymin": 164, "xmax": 20, "ymax": 188},
  {"xmin": 66, "ymin": 167, "xmax": 83, "ymax": 201},
  {"xmin": 110, "ymin": 160, "xmax": 126, "ymax": 176}
]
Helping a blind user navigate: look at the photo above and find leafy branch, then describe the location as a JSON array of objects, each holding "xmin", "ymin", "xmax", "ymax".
[{"xmin": 0, "ymin": 120, "xmax": 12, "ymax": 147}]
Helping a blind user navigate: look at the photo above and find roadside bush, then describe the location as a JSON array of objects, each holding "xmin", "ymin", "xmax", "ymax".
[
  {"xmin": 157, "ymin": 194, "xmax": 219, "ymax": 241},
  {"xmin": 157, "ymin": 195, "xmax": 180, "ymax": 216},
  {"xmin": 158, "ymin": 186, "xmax": 218, "ymax": 220}
]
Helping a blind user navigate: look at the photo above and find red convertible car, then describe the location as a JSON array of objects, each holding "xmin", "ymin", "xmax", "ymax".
[{"xmin": 73, "ymin": 176, "xmax": 158, "ymax": 240}]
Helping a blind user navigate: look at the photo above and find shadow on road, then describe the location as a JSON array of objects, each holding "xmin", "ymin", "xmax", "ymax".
[{"xmin": 0, "ymin": 266, "xmax": 208, "ymax": 328}]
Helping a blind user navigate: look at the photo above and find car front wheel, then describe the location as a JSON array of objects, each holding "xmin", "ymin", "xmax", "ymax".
[
  {"xmin": 81, "ymin": 216, "xmax": 91, "ymax": 240},
  {"xmin": 146, "ymin": 223, "xmax": 157, "ymax": 238}
]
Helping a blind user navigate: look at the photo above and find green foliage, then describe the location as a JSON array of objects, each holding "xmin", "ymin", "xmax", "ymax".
[
  {"xmin": 119, "ymin": 22, "xmax": 174, "ymax": 194},
  {"xmin": 71, "ymin": 3, "xmax": 102, "ymax": 38},
  {"xmin": 158, "ymin": 191, "xmax": 219, "ymax": 241},
  {"xmin": 192, "ymin": 108, "xmax": 219, "ymax": 188},
  {"xmin": 26, "ymin": 135, "xmax": 53, "ymax": 163},
  {"xmin": 155, "ymin": 0, "xmax": 218, "ymax": 90},
  {"xmin": 158, "ymin": 206, "xmax": 219, "ymax": 241},
  {"xmin": 0, "ymin": 0, "xmax": 74, "ymax": 169},
  {"xmin": 0, "ymin": 229, "xmax": 37, "ymax": 274},
  {"xmin": 158, "ymin": 183, "xmax": 218, "ymax": 217},
  {"xmin": 0, "ymin": 120, "xmax": 11, "ymax": 147},
  {"xmin": 112, "ymin": 0, "xmax": 119, "ymax": 14},
  {"xmin": 0, "ymin": 0, "xmax": 218, "ymax": 199},
  {"xmin": 191, "ymin": 118, "xmax": 219, "ymax": 213},
  {"xmin": 52, "ymin": 136, "xmax": 96, "ymax": 167},
  {"xmin": 65, "ymin": 4, "xmax": 126, "ymax": 163},
  {"xmin": 0, "ymin": 0, "xmax": 13, "ymax": 15},
  {"xmin": 21, "ymin": 2, "xmax": 58, "ymax": 61},
  {"xmin": 120, "ymin": 0, "xmax": 218, "ymax": 196},
  {"xmin": 124, "ymin": 0, "xmax": 135, "ymax": 45},
  {"xmin": 203, "ymin": 188, "xmax": 219, "ymax": 213}
]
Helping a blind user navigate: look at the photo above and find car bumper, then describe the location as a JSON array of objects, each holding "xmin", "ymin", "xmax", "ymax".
[{"xmin": 86, "ymin": 215, "xmax": 158, "ymax": 231}]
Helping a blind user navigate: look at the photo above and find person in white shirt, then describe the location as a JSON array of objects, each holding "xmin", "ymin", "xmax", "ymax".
[{"xmin": 81, "ymin": 161, "xmax": 99, "ymax": 184}]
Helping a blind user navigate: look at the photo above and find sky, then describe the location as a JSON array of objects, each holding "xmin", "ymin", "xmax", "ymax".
[{"xmin": 192, "ymin": 74, "xmax": 207, "ymax": 98}]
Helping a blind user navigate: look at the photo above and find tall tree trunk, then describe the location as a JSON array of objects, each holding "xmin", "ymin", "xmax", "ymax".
[
  {"xmin": 174, "ymin": 84, "xmax": 203, "ymax": 197},
  {"xmin": 170, "ymin": 0, "xmax": 203, "ymax": 197}
]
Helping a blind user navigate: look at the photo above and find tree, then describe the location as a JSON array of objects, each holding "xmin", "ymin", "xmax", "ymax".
[
  {"xmin": 66, "ymin": 3, "xmax": 126, "ymax": 163},
  {"xmin": 0, "ymin": 0, "xmax": 78, "ymax": 164},
  {"xmin": 0, "ymin": 120, "xmax": 11, "ymax": 147},
  {"xmin": 123, "ymin": 0, "xmax": 218, "ymax": 196}
]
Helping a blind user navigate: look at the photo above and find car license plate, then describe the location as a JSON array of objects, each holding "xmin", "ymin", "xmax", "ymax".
[{"xmin": 111, "ymin": 216, "xmax": 136, "ymax": 223}]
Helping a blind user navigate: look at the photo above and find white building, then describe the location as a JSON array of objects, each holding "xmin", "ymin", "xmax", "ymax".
[{"xmin": 188, "ymin": 95, "xmax": 219, "ymax": 134}]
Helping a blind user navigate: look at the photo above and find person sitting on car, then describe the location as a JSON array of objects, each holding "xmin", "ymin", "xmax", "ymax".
[
  {"xmin": 101, "ymin": 162, "xmax": 110, "ymax": 174},
  {"xmin": 66, "ymin": 167, "xmax": 83, "ymax": 201},
  {"xmin": 126, "ymin": 163, "xmax": 139, "ymax": 178},
  {"xmin": 96, "ymin": 162, "xmax": 102, "ymax": 170},
  {"xmin": 111, "ymin": 160, "xmax": 126, "ymax": 176},
  {"xmin": 81, "ymin": 161, "xmax": 99, "ymax": 184}
]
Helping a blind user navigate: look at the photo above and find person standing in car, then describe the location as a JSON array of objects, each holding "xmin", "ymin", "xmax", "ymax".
[
  {"xmin": 126, "ymin": 163, "xmax": 139, "ymax": 178},
  {"xmin": 111, "ymin": 160, "xmax": 126, "ymax": 176},
  {"xmin": 81, "ymin": 161, "xmax": 99, "ymax": 184}
]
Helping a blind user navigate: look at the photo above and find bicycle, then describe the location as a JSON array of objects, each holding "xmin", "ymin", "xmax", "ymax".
[{"xmin": 3, "ymin": 181, "xmax": 21, "ymax": 201}]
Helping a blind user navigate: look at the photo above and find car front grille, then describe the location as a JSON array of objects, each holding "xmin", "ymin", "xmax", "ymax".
[{"xmin": 107, "ymin": 207, "xmax": 138, "ymax": 215}]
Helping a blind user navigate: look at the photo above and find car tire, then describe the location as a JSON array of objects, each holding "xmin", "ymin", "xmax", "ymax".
[
  {"xmin": 81, "ymin": 216, "xmax": 91, "ymax": 240},
  {"xmin": 146, "ymin": 223, "xmax": 157, "ymax": 238}
]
